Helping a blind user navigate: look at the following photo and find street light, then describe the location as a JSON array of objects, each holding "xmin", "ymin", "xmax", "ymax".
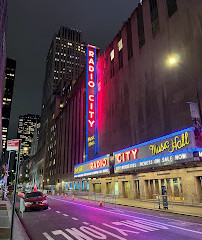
[{"xmin": 166, "ymin": 53, "xmax": 202, "ymax": 123}]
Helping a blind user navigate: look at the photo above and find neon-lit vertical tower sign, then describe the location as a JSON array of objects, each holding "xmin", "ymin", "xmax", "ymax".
[{"xmin": 86, "ymin": 45, "xmax": 98, "ymax": 161}]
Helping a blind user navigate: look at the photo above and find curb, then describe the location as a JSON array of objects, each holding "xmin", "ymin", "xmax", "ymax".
[
  {"xmin": 50, "ymin": 195, "xmax": 202, "ymax": 218},
  {"xmin": 115, "ymin": 203, "xmax": 202, "ymax": 218},
  {"xmin": 7, "ymin": 197, "xmax": 30, "ymax": 240},
  {"xmin": 67, "ymin": 196, "xmax": 202, "ymax": 218}
]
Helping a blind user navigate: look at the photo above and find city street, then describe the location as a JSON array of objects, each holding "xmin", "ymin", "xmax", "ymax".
[{"xmin": 15, "ymin": 196, "xmax": 202, "ymax": 240}]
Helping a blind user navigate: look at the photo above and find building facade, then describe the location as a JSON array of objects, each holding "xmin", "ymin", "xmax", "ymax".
[
  {"xmin": 44, "ymin": 73, "xmax": 86, "ymax": 191},
  {"xmin": 2, "ymin": 58, "xmax": 16, "ymax": 155},
  {"xmin": 42, "ymin": 26, "xmax": 86, "ymax": 108},
  {"xmin": 17, "ymin": 114, "xmax": 40, "ymax": 160},
  {"xmin": 0, "ymin": 0, "xmax": 7, "ymax": 159},
  {"xmin": 73, "ymin": 0, "xmax": 202, "ymax": 203}
]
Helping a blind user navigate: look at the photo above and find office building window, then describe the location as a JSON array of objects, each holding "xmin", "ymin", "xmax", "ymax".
[
  {"xmin": 166, "ymin": 0, "xmax": 177, "ymax": 17},
  {"xmin": 118, "ymin": 38, "xmax": 123, "ymax": 69},
  {"xmin": 110, "ymin": 48, "xmax": 115, "ymax": 78},
  {"xmin": 137, "ymin": 4, "xmax": 145, "ymax": 48},
  {"xmin": 149, "ymin": 0, "xmax": 159, "ymax": 36},
  {"xmin": 126, "ymin": 19, "xmax": 133, "ymax": 60}
]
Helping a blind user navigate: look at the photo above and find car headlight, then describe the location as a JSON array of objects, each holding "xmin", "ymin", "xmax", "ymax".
[{"xmin": 24, "ymin": 202, "xmax": 32, "ymax": 206}]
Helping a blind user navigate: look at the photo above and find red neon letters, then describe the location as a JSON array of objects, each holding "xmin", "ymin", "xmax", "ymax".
[
  {"xmin": 90, "ymin": 158, "xmax": 107, "ymax": 170},
  {"xmin": 116, "ymin": 149, "xmax": 138, "ymax": 163},
  {"xmin": 88, "ymin": 49, "xmax": 95, "ymax": 128}
]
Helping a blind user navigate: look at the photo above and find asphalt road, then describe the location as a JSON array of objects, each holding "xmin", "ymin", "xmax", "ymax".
[{"xmin": 15, "ymin": 195, "xmax": 202, "ymax": 240}]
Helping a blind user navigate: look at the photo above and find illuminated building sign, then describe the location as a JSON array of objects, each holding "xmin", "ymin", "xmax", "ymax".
[
  {"xmin": 74, "ymin": 155, "xmax": 110, "ymax": 178},
  {"xmin": 114, "ymin": 127, "xmax": 201, "ymax": 173},
  {"xmin": 86, "ymin": 45, "xmax": 98, "ymax": 161}
]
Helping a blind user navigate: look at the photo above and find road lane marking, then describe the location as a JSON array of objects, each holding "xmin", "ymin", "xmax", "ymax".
[
  {"xmin": 102, "ymin": 223, "xmax": 139, "ymax": 236},
  {"xmin": 72, "ymin": 217, "xmax": 78, "ymax": 221},
  {"xmin": 47, "ymin": 207, "xmax": 51, "ymax": 210},
  {"xmin": 115, "ymin": 220, "xmax": 156, "ymax": 232},
  {"xmin": 65, "ymin": 228, "xmax": 93, "ymax": 240},
  {"xmin": 80, "ymin": 226, "xmax": 107, "ymax": 239},
  {"xmin": 82, "ymin": 222, "xmax": 90, "ymax": 225},
  {"xmin": 48, "ymin": 196, "xmax": 202, "ymax": 235},
  {"xmin": 131, "ymin": 219, "xmax": 168, "ymax": 229},
  {"xmin": 56, "ymin": 211, "xmax": 61, "ymax": 214},
  {"xmin": 43, "ymin": 232, "xmax": 55, "ymax": 240},
  {"xmin": 90, "ymin": 225, "xmax": 127, "ymax": 240},
  {"xmin": 63, "ymin": 214, "xmax": 69, "ymax": 217},
  {"xmin": 52, "ymin": 230, "xmax": 73, "ymax": 239}
]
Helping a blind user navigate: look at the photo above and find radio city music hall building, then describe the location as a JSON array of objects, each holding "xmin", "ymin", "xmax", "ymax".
[{"xmin": 73, "ymin": 0, "xmax": 202, "ymax": 203}]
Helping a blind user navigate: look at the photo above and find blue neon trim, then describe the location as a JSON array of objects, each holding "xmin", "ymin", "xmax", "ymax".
[
  {"xmin": 74, "ymin": 166, "xmax": 109, "ymax": 176},
  {"xmin": 86, "ymin": 46, "xmax": 89, "ymax": 161},
  {"xmin": 74, "ymin": 154, "xmax": 110, "ymax": 168},
  {"xmin": 194, "ymin": 148, "xmax": 202, "ymax": 152},
  {"xmin": 95, "ymin": 48, "xmax": 98, "ymax": 157},
  {"xmin": 114, "ymin": 127, "xmax": 194, "ymax": 155},
  {"xmin": 114, "ymin": 148, "xmax": 197, "ymax": 168}
]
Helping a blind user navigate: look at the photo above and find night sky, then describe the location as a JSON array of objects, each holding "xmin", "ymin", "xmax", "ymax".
[{"xmin": 7, "ymin": 0, "xmax": 139, "ymax": 139}]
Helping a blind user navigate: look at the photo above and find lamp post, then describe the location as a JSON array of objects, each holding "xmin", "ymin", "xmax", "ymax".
[{"xmin": 167, "ymin": 54, "xmax": 202, "ymax": 123}]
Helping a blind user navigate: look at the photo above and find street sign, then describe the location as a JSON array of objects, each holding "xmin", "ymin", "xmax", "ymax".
[{"xmin": 7, "ymin": 139, "xmax": 21, "ymax": 151}]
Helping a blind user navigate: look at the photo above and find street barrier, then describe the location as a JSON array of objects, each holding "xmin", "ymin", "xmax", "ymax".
[{"xmin": 153, "ymin": 194, "xmax": 173, "ymax": 210}]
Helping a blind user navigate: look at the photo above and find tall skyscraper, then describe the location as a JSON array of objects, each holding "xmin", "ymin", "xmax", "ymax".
[
  {"xmin": 17, "ymin": 114, "xmax": 40, "ymax": 160},
  {"xmin": 2, "ymin": 58, "xmax": 16, "ymax": 154},
  {"xmin": 0, "ymin": 0, "xmax": 7, "ymax": 158},
  {"xmin": 42, "ymin": 26, "xmax": 86, "ymax": 107},
  {"xmin": 39, "ymin": 26, "xmax": 86, "ymax": 151}
]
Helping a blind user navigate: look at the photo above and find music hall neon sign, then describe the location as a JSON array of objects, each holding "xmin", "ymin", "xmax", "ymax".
[{"xmin": 86, "ymin": 46, "xmax": 98, "ymax": 161}]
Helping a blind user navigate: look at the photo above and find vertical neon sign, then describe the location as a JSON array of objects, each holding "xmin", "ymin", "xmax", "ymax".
[{"xmin": 86, "ymin": 46, "xmax": 97, "ymax": 161}]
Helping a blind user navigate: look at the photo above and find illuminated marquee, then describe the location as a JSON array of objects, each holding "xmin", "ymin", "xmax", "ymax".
[
  {"xmin": 86, "ymin": 46, "xmax": 98, "ymax": 161},
  {"xmin": 114, "ymin": 127, "xmax": 197, "ymax": 173},
  {"xmin": 115, "ymin": 149, "xmax": 138, "ymax": 163},
  {"xmin": 74, "ymin": 155, "xmax": 110, "ymax": 178}
]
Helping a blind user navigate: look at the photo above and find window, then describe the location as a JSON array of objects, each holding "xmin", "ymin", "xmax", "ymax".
[
  {"xmin": 110, "ymin": 49, "xmax": 114, "ymax": 61},
  {"xmin": 137, "ymin": 4, "xmax": 145, "ymax": 48},
  {"xmin": 110, "ymin": 48, "xmax": 115, "ymax": 78},
  {"xmin": 166, "ymin": 0, "xmax": 177, "ymax": 17},
  {"xmin": 149, "ymin": 0, "xmax": 159, "ymax": 36},
  {"xmin": 126, "ymin": 19, "xmax": 133, "ymax": 60},
  {"xmin": 118, "ymin": 38, "xmax": 123, "ymax": 69}
]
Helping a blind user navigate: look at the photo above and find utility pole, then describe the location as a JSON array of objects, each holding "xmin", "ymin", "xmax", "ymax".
[{"xmin": 10, "ymin": 140, "xmax": 21, "ymax": 240}]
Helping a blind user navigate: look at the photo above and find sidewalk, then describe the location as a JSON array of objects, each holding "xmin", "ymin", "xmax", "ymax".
[
  {"xmin": 115, "ymin": 198, "xmax": 202, "ymax": 218},
  {"xmin": 0, "ymin": 198, "xmax": 29, "ymax": 240},
  {"xmin": 68, "ymin": 193, "xmax": 202, "ymax": 218}
]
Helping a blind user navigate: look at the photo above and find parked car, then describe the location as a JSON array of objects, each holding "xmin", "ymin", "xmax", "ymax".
[{"xmin": 24, "ymin": 191, "xmax": 48, "ymax": 211}]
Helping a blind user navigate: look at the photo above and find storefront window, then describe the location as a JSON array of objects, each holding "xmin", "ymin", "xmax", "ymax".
[
  {"xmin": 173, "ymin": 178, "xmax": 180, "ymax": 197},
  {"xmin": 114, "ymin": 182, "xmax": 119, "ymax": 196}
]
